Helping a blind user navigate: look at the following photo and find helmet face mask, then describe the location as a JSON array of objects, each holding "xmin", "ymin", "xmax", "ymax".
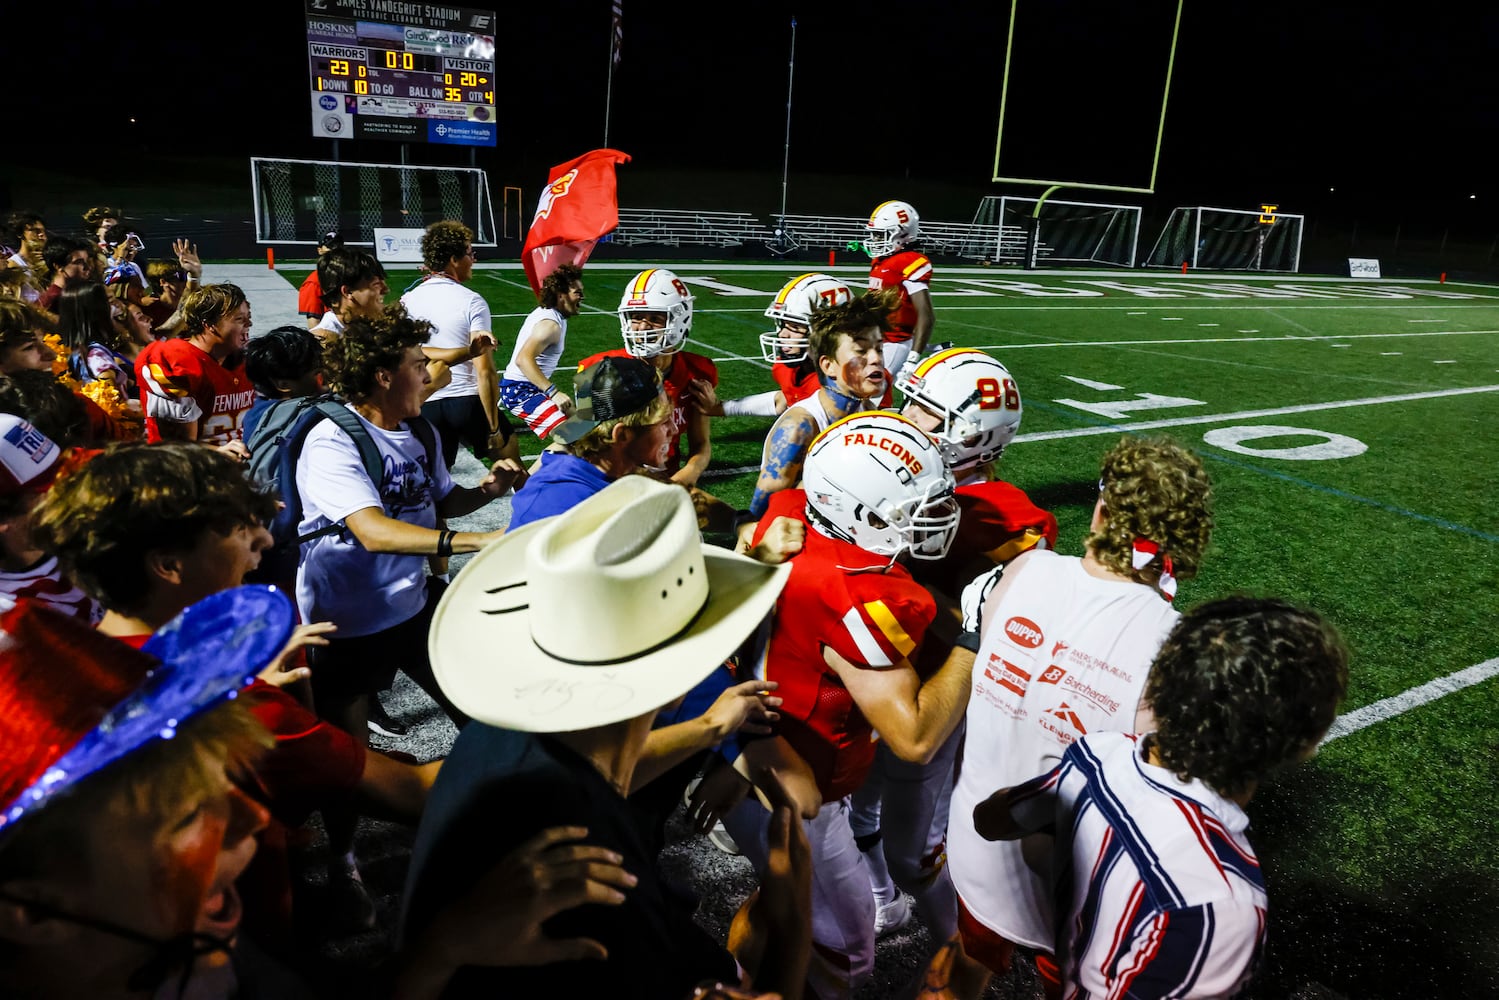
[
  {"xmin": 802, "ymin": 412, "xmax": 960, "ymax": 562},
  {"xmin": 864, "ymin": 200, "xmax": 920, "ymax": 259},
  {"xmin": 897, "ymin": 348, "xmax": 1022, "ymax": 475},
  {"xmin": 619, "ymin": 269, "xmax": 693, "ymax": 358},
  {"xmin": 760, "ymin": 321, "xmax": 811, "ymax": 364},
  {"xmin": 760, "ymin": 273, "xmax": 852, "ymax": 364}
]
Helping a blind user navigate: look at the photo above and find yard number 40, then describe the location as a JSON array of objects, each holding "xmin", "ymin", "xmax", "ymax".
[{"xmin": 976, "ymin": 377, "xmax": 1020, "ymax": 411}]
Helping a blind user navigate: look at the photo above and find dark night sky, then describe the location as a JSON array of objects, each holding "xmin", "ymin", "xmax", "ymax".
[{"xmin": 5, "ymin": 2, "xmax": 1497, "ymax": 229}]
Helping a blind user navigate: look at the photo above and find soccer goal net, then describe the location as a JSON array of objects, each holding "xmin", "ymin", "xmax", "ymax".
[
  {"xmin": 1144, "ymin": 206, "xmax": 1304, "ymax": 271},
  {"xmin": 970, "ymin": 196, "xmax": 1142, "ymax": 267},
  {"xmin": 250, "ymin": 157, "xmax": 497, "ymax": 247}
]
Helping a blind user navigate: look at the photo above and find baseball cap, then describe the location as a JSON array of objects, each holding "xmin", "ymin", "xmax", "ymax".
[
  {"xmin": 0, "ymin": 415, "xmax": 60, "ymax": 497},
  {"xmin": 0, "ymin": 584, "xmax": 295, "ymax": 832},
  {"xmin": 552, "ymin": 355, "xmax": 662, "ymax": 444},
  {"xmin": 320, "ymin": 231, "xmax": 344, "ymax": 251}
]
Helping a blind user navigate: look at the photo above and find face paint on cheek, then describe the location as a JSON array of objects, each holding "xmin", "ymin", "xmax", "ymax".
[{"xmin": 157, "ymin": 811, "xmax": 229, "ymax": 935}]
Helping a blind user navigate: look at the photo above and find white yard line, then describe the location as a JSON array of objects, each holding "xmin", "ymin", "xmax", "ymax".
[
  {"xmin": 967, "ymin": 328, "xmax": 1499, "ymax": 352},
  {"xmin": 1015, "ymin": 384, "xmax": 1499, "ymax": 442},
  {"xmin": 1322, "ymin": 658, "xmax": 1499, "ymax": 744},
  {"xmin": 698, "ymin": 383, "xmax": 1499, "ymax": 468}
]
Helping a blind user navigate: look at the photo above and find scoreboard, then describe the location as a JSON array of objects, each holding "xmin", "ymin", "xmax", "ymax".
[{"xmin": 306, "ymin": 0, "xmax": 497, "ymax": 147}]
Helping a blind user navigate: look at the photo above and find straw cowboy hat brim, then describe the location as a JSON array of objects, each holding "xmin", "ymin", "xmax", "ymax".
[{"xmin": 429, "ymin": 477, "xmax": 790, "ymax": 733}]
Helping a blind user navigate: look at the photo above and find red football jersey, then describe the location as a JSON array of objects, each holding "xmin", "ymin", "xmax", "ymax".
[
  {"xmin": 750, "ymin": 489, "xmax": 936, "ymax": 801},
  {"xmin": 772, "ymin": 358, "xmax": 822, "ymax": 407},
  {"xmin": 956, "ymin": 479, "xmax": 1058, "ymax": 563},
  {"xmin": 913, "ymin": 478, "xmax": 1059, "ymax": 607},
  {"xmin": 577, "ymin": 349, "xmax": 718, "ymax": 472},
  {"xmin": 867, "ymin": 250, "xmax": 933, "ymax": 342},
  {"xmin": 136, "ymin": 339, "xmax": 255, "ymax": 445},
  {"xmin": 297, "ymin": 269, "xmax": 324, "ymax": 317}
]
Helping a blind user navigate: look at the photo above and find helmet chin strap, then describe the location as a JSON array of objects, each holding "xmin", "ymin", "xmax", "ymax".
[
  {"xmin": 804, "ymin": 502, "xmax": 899, "ymax": 575},
  {"xmin": 0, "ymin": 889, "xmax": 232, "ymax": 996}
]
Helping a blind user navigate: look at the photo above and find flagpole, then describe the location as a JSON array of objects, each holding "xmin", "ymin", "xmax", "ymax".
[
  {"xmin": 776, "ymin": 17, "xmax": 797, "ymax": 254},
  {"xmin": 605, "ymin": 1, "xmax": 621, "ymax": 146},
  {"xmin": 604, "ymin": 44, "xmax": 615, "ymax": 147}
]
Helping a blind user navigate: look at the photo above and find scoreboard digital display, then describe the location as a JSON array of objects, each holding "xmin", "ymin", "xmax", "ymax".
[{"xmin": 306, "ymin": 0, "xmax": 497, "ymax": 147}]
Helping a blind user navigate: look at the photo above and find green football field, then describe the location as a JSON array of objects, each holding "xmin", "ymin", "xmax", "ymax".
[{"xmin": 293, "ymin": 261, "xmax": 1499, "ymax": 996}]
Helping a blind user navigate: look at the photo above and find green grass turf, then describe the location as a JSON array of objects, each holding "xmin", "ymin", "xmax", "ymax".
[{"xmin": 289, "ymin": 262, "xmax": 1499, "ymax": 995}]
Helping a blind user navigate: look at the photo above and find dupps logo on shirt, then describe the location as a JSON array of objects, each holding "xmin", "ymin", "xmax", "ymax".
[{"xmin": 1003, "ymin": 616, "xmax": 1043, "ymax": 648}]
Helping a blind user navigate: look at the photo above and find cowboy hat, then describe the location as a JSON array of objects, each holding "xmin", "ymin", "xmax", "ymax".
[{"xmin": 429, "ymin": 476, "xmax": 790, "ymax": 732}]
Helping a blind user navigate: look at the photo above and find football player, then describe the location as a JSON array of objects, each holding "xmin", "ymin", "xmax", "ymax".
[
  {"xmin": 900, "ymin": 347, "xmax": 1058, "ymax": 592},
  {"xmin": 688, "ymin": 272, "xmax": 855, "ymax": 420},
  {"xmin": 745, "ymin": 289, "xmax": 897, "ymax": 518},
  {"xmin": 849, "ymin": 348, "xmax": 1060, "ymax": 943},
  {"xmin": 864, "ymin": 199, "xmax": 936, "ymax": 385},
  {"xmin": 134, "ymin": 282, "xmax": 256, "ymax": 457},
  {"xmin": 575, "ymin": 268, "xmax": 718, "ymax": 487},
  {"xmin": 708, "ymin": 411, "xmax": 974, "ymax": 999}
]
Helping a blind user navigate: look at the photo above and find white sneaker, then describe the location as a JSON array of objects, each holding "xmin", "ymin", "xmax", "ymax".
[
  {"xmin": 874, "ymin": 890, "xmax": 913, "ymax": 938},
  {"xmin": 683, "ymin": 777, "xmax": 742, "ymax": 855}
]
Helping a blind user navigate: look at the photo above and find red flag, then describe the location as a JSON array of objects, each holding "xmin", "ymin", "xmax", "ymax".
[{"xmin": 521, "ymin": 148, "xmax": 631, "ymax": 299}]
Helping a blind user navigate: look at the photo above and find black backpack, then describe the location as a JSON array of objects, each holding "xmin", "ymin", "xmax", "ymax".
[{"xmin": 245, "ymin": 395, "xmax": 437, "ymax": 579}]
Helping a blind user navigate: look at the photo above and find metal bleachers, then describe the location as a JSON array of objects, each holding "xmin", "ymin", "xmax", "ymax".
[
  {"xmin": 612, "ymin": 208, "xmax": 777, "ymax": 248},
  {"xmin": 609, "ymin": 208, "xmax": 1017, "ymax": 261},
  {"xmin": 775, "ymin": 215, "xmax": 867, "ymax": 252}
]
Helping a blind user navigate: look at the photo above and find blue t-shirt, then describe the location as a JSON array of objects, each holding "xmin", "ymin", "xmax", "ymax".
[{"xmin": 507, "ymin": 450, "xmax": 612, "ymax": 529}]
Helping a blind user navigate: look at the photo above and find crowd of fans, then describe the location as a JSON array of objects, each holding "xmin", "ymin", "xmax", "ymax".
[{"xmin": 0, "ymin": 204, "xmax": 1350, "ymax": 999}]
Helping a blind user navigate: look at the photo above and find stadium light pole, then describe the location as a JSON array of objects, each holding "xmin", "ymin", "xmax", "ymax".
[{"xmin": 775, "ymin": 17, "xmax": 797, "ymax": 255}]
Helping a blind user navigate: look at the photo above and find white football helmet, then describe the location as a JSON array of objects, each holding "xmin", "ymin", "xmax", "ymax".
[
  {"xmin": 864, "ymin": 200, "xmax": 920, "ymax": 258},
  {"xmin": 619, "ymin": 268, "xmax": 693, "ymax": 358},
  {"xmin": 760, "ymin": 272, "xmax": 853, "ymax": 363},
  {"xmin": 898, "ymin": 347, "xmax": 1023, "ymax": 474},
  {"xmin": 801, "ymin": 411, "xmax": 959, "ymax": 561}
]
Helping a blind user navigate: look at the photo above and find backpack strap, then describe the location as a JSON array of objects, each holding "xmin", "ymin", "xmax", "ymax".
[
  {"xmin": 403, "ymin": 414, "xmax": 440, "ymax": 474},
  {"xmin": 316, "ymin": 400, "xmax": 385, "ymax": 486},
  {"xmin": 292, "ymin": 402, "xmax": 384, "ymax": 546}
]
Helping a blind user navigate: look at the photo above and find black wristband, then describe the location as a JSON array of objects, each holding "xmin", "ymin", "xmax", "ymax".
[
  {"xmin": 436, "ymin": 530, "xmax": 455, "ymax": 557},
  {"xmin": 953, "ymin": 629, "xmax": 982, "ymax": 653}
]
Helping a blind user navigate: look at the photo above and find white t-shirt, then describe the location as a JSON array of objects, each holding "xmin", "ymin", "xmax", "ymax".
[
  {"xmin": 501, "ymin": 306, "xmax": 567, "ymax": 383},
  {"xmin": 400, "ymin": 274, "xmax": 491, "ymax": 403},
  {"xmin": 947, "ymin": 548, "xmax": 1179, "ymax": 950},
  {"xmin": 293, "ymin": 404, "xmax": 453, "ymax": 637},
  {"xmin": 311, "ymin": 311, "xmax": 343, "ymax": 337}
]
